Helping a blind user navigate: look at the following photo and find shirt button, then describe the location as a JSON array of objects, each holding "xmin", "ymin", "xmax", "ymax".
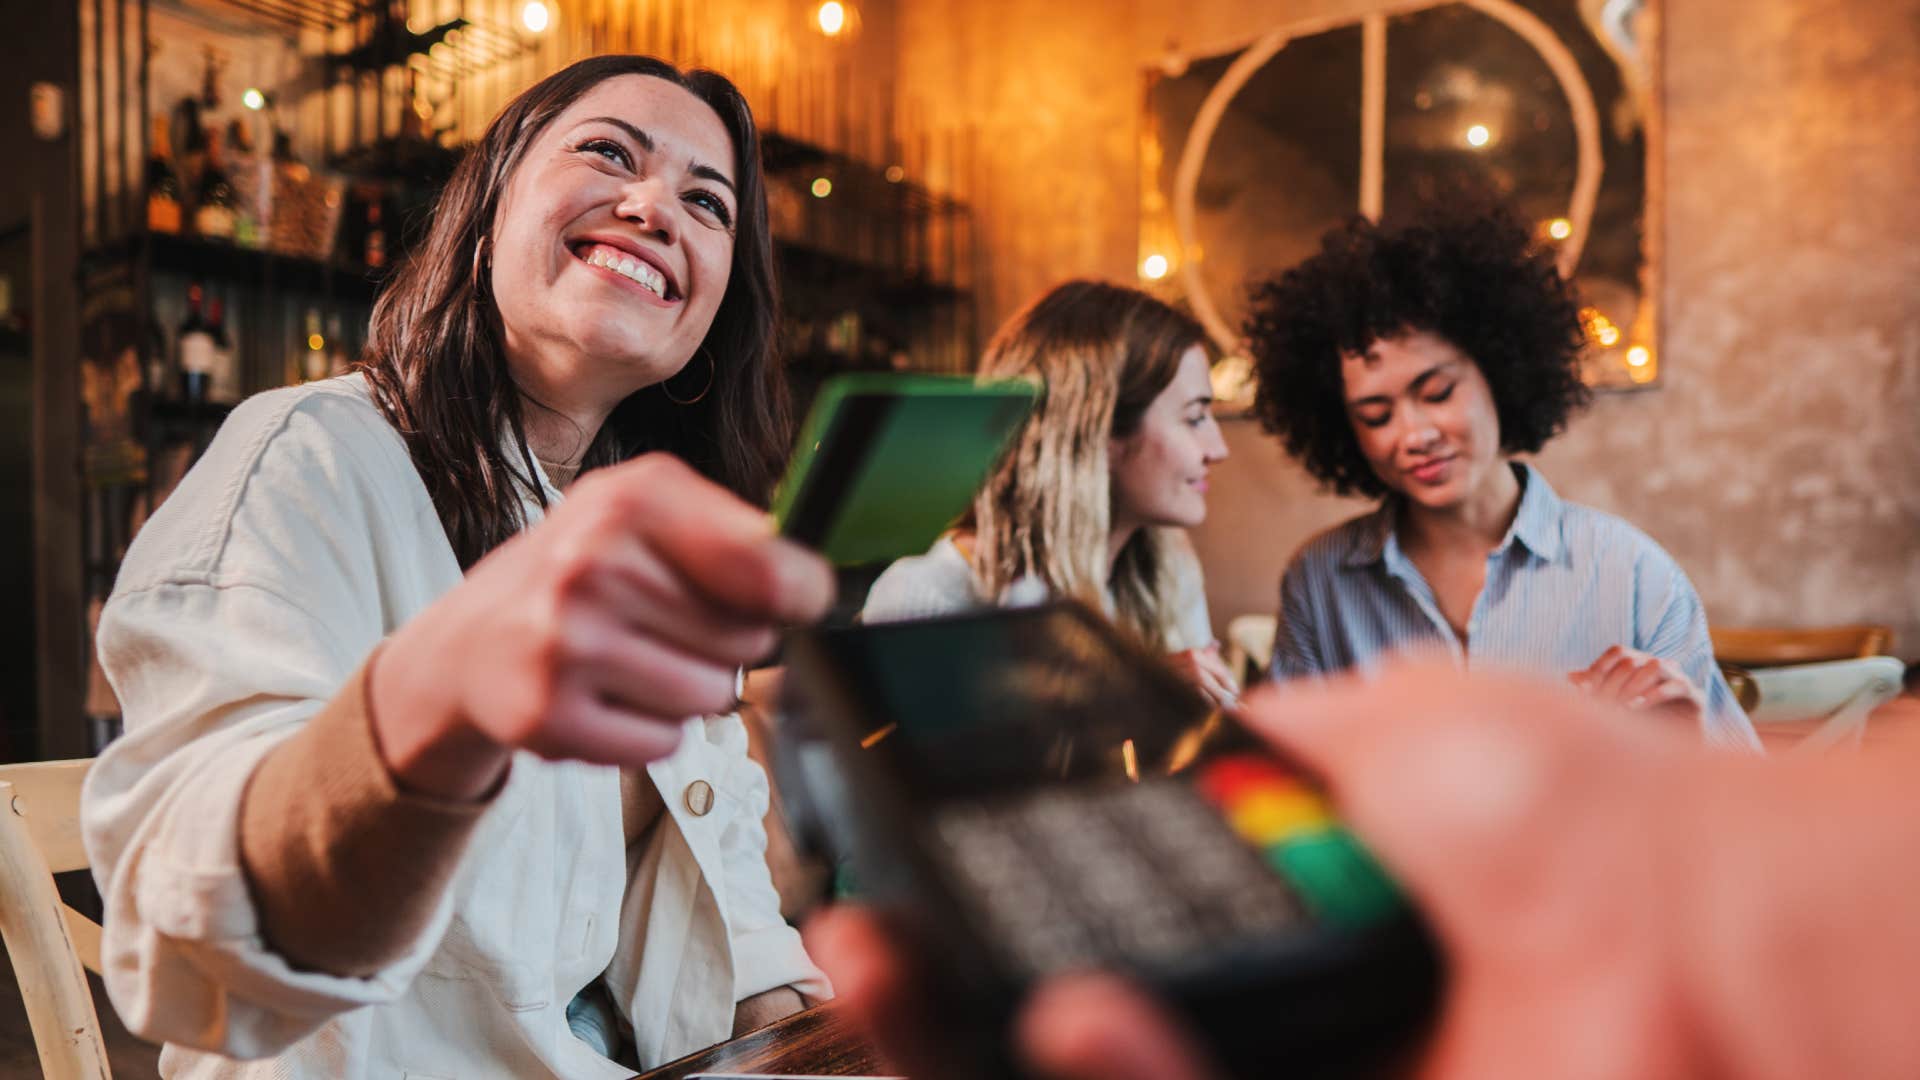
[{"xmin": 684, "ymin": 779, "xmax": 715, "ymax": 816}]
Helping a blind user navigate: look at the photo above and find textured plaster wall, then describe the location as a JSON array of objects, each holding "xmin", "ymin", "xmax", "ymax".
[{"xmin": 897, "ymin": 0, "xmax": 1920, "ymax": 657}]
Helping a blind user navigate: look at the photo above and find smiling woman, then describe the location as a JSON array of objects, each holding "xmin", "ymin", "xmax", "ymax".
[
  {"xmin": 1246, "ymin": 205, "xmax": 1759, "ymax": 751},
  {"xmin": 362, "ymin": 54, "xmax": 786, "ymax": 566},
  {"xmin": 861, "ymin": 280, "xmax": 1241, "ymax": 711},
  {"xmin": 82, "ymin": 55, "xmax": 829, "ymax": 1079}
]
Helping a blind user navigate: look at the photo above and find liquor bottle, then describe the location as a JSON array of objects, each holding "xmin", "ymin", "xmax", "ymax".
[
  {"xmin": 225, "ymin": 117, "xmax": 264, "ymax": 248},
  {"xmin": 364, "ymin": 198, "xmax": 386, "ymax": 269},
  {"xmin": 325, "ymin": 313, "xmax": 351, "ymax": 377},
  {"xmin": 177, "ymin": 285, "xmax": 215, "ymax": 402},
  {"xmin": 143, "ymin": 310, "xmax": 173, "ymax": 404},
  {"xmin": 193, "ymin": 128, "xmax": 239, "ymax": 240},
  {"xmin": 301, "ymin": 308, "xmax": 328, "ymax": 382},
  {"xmin": 207, "ymin": 296, "xmax": 240, "ymax": 403},
  {"xmin": 174, "ymin": 98, "xmax": 208, "ymax": 195},
  {"xmin": 146, "ymin": 114, "xmax": 183, "ymax": 234}
]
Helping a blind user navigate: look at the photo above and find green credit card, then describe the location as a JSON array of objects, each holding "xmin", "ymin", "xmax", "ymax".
[{"xmin": 773, "ymin": 374, "xmax": 1038, "ymax": 566}]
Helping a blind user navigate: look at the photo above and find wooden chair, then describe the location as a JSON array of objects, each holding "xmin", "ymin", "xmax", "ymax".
[
  {"xmin": 1711, "ymin": 624, "xmax": 1894, "ymax": 669},
  {"xmin": 1223, "ymin": 614, "xmax": 1278, "ymax": 688},
  {"xmin": 0, "ymin": 758, "xmax": 110, "ymax": 1079}
]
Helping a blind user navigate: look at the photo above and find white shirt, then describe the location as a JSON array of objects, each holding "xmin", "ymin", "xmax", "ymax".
[
  {"xmin": 82, "ymin": 375, "xmax": 828, "ymax": 1078},
  {"xmin": 861, "ymin": 534, "xmax": 1215, "ymax": 650}
]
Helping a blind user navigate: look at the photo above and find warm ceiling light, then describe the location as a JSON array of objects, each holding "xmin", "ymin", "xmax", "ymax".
[
  {"xmin": 1547, "ymin": 217, "xmax": 1572, "ymax": 240},
  {"xmin": 1466, "ymin": 124, "xmax": 1491, "ymax": 148},
  {"xmin": 817, "ymin": 1, "xmax": 847, "ymax": 35},
  {"xmin": 241, "ymin": 88, "xmax": 267, "ymax": 111},
  {"xmin": 521, "ymin": 1, "xmax": 551, "ymax": 33},
  {"xmin": 1140, "ymin": 253, "xmax": 1170, "ymax": 280},
  {"xmin": 811, "ymin": 177, "xmax": 833, "ymax": 198}
]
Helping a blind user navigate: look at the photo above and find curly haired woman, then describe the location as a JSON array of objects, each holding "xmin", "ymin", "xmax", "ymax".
[{"xmin": 1246, "ymin": 205, "xmax": 1756, "ymax": 748}]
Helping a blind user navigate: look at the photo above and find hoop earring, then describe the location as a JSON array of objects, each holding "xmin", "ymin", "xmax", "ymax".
[
  {"xmin": 471, "ymin": 235, "xmax": 490, "ymax": 298},
  {"xmin": 663, "ymin": 347, "xmax": 715, "ymax": 406}
]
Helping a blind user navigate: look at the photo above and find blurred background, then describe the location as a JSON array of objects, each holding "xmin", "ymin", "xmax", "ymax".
[{"xmin": 3, "ymin": 0, "xmax": 1916, "ymax": 768}]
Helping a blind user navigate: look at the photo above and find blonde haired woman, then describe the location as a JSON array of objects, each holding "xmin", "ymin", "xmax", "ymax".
[{"xmin": 861, "ymin": 279, "xmax": 1238, "ymax": 707}]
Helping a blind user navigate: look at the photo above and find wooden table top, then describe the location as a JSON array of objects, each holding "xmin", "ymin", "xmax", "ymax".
[{"xmin": 635, "ymin": 1004, "xmax": 892, "ymax": 1079}]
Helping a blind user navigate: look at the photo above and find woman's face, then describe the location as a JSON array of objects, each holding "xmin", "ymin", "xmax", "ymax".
[
  {"xmin": 1341, "ymin": 330, "xmax": 1505, "ymax": 513},
  {"xmin": 1110, "ymin": 346, "xmax": 1229, "ymax": 530},
  {"xmin": 488, "ymin": 74, "xmax": 739, "ymax": 410}
]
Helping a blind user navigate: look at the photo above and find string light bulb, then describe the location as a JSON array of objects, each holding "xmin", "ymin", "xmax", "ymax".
[
  {"xmin": 1140, "ymin": 253, "xmax": 1170, "ymax": 281},
  {"xmin": 1466, "ymin": 124, "xmax": 1491, "ymax": 148},
  {"xmin": 811, "ymin": 177, "xmax": 833, "ymax": 198},
  {"xmin": 1547, "ymin": 217, "xmax": 1572, "ymax": 240},
  {"xmin": 241, "ymin": 88, "xmax": 267, "ymax": 111},
  {"xmin": 521, "ymin": 1, "xmax": 551, "ymax": 34}
]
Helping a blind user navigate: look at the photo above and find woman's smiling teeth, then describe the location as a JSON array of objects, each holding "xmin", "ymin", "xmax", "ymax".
[{"xmin": 577, "ymin": 243, "xmax": 672, "ymax": 300}]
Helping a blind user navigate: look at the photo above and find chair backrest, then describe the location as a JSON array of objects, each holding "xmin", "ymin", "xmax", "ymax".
[
  {"xmin": 0, "ymin": 759, "xmax": 111, "ymax": 1079},
  {"xmin": 1746, "ymin": 657, "xmax": 1908, "ymax": 753},
  {"xmin": 1711, "ymin": 624, "xmax": 1893, "ymax": 668},
  {"xmin": 1224, "ymin": 614, "xmax": 1278, "ymax": 688}
]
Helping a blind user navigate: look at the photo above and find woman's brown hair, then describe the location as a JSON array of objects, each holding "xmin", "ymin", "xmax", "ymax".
[
  {"xmin": 360, "ymin": 55, "xmax": 788, "ymax": 568},
  {"xmin": 968, "ymin": 280, "xmax": 1207, "ymax": 649}
]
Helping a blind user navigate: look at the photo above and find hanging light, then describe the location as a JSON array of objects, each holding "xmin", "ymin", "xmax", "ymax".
[
  {"xmin": 521, "ymin": 1, "xmax": 552, "ymax": 34},
  {"xmin": 817, "ymin": 1, "xmax": 847, "ymax": 36},
  {"xmin": 1465, "ymin": 124, "xmax": 1491, "ymax": 148},
  {"xmin": 241, "ymin": 88, "xmax": 267, "ymax": 111},
  {"xmin": 1140, "ymin": 253, "xmax": 1170, "ymax": 281}
]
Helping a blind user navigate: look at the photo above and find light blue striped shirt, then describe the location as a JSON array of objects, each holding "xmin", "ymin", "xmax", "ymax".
[{"xmin": 1272, "ymin": 464, "xmax": 1760, "ymax": 750}]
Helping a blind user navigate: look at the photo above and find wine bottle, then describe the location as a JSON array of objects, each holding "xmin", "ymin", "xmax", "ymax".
[
  {"xmin": 177, "ymin": 285, "xmax": 215, "ymax": 402},
  {"xmin": 207, "ymin": 295, "xmax": 240, "ymax": 403},
  {"xmin": 193, "ymin": 128, "xmax": 238, "ymax": 240},
  {"xmin": 146, "ymin": 114, "xmax": 183, "ymax": 234}
]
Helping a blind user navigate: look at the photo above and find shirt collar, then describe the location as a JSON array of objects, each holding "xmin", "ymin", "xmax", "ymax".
[
  {"xmin": 500, "ymin": 427, "xmax": 567, "ymax": 510},
  {"xmin": 1503, "ymin": 462, "xmax": 1564, "ymax": 561},
  {"xmin": 1341, "ymin": 462, "xmax": 1564, "ymax": 568}
]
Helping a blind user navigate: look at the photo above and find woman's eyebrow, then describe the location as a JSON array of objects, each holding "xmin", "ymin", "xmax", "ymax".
[
  {"xmin": 580, "ymin": 116, "xmax": 736, "ymax": 196},
  {"xmin": 582, "ymin": 116, "xmax": 654, "ymax": 152}
]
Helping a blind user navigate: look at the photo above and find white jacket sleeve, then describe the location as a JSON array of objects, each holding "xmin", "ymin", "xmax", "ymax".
[
  {"xmin": 80, "ymin": 389, "xmax": 462, "ymax": 1057},
  {"xmin": 700, "ymin": 713, "xmax": 831, "ymax": 1004}
]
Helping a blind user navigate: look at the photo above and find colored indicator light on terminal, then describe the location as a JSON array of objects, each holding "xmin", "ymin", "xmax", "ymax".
[
  {"xmin": 1196, "ymin": 753, "xmax": 1401, "ymax": 924},
  {"xmin": 1194, "ymin": 754, "xmax": 1294, "ymax": 805},
  {"xmin": 1269, "ymin": 830, "xmax": 1402, "ymax": 925},
  {"xmin": 1227, "ymin": 788, "xmax": 1330, "ymax": 847}
]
